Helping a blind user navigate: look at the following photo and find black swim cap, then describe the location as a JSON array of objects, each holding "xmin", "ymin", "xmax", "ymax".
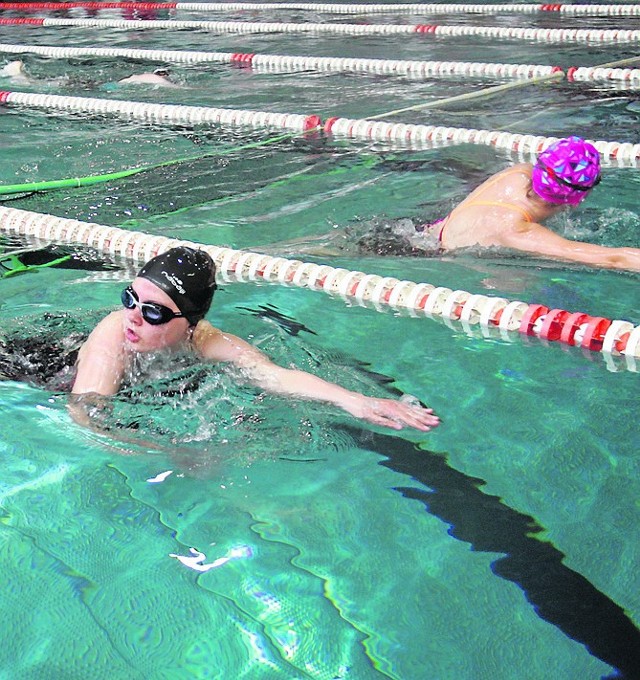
[{"xmin": 137, "ymin": 246, "xmax": 217, "ymax": 325}]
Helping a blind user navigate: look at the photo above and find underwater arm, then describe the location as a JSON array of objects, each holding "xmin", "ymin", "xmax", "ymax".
[
  {"xmin": 66, "ymin": 391, "xmax": 177, "ymax": 454},
  {"xmin": 499, "ymin": 223, "xmax": 640, "ymax": 271},
  {"xmin": 67, "ymin": 391, "xmax": 114, "ymax": 430},
  {"xmin": 195, "ymin": 323, "xmax": 439, "ymax": 432}
]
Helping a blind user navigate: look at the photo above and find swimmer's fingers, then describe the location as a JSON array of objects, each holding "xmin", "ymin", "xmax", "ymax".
[{"xmin": 362, "ymin": 398, "xmax": 440, "ymax": 432}]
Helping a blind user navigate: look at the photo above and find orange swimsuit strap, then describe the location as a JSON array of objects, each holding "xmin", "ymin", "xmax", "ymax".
[
  {"xmin": 470, "ymin": 166, "xmax": 532, "ymax": 194},
  {"xmin": 455, "ymin": 200, "xmax": 534, "ymax": 223},
  {"xmin": 437, "ymin": 167, "xmax": 534, "ymax": 242}
]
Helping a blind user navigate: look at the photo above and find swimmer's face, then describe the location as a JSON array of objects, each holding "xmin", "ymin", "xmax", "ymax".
[{"xmin": 122, "ymin": 277, "xmax": 190, "ymax": 352}]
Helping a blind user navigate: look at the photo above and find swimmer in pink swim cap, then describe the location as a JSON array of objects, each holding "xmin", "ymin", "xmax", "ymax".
[{"xmin": 420, "ymin": 136, "xmax": 640, "ymax": 271}]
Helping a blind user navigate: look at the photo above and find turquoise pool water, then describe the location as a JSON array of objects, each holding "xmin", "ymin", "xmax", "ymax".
[{"xmin": 1, "ymin": 4, "xmax": 639, "ymax": 679}]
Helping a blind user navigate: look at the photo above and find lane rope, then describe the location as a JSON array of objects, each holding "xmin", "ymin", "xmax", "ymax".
[
  {"xmin": 3, "ymin": 2, "xmax": 640, "ymax": 17},
  {"xmin": 0, "ymin": 89, "xmax": 322, "ymax": 133},
  {"xmin": 0, "ymin": 43, "xmax": 562, "ymax": 81},
  {"xmin": 1, "ymin": 90, "xmax": 639, "ymax": 164},
  {"xmin": 2, "ymin": 17, "xmax": 640, "ymax": 43},
  {"xmin": 0, "ymin": 205, "xmax": 637, "ymax": 366},
  {"xmin": 4, "ymin": 43, "xmax": 640, "ymax": 87},
  {"xmin": 568, "ymin": 65, "xmax": 640, "ymax": 83}
]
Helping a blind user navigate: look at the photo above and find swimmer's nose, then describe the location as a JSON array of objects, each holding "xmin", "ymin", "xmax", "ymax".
[{"xmin": 126, "ymin": 306, "xmax": 143, "ymax": 325}]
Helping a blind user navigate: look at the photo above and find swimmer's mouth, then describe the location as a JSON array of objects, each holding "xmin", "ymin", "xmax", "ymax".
[{"xmin": 125, "ymin": 327, "xmax": 140, "ymax": 343}]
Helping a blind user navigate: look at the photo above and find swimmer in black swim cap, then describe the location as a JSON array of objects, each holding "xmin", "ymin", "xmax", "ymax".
[
  {"xmin": 70, "ymin": 247, "xmax": 440, "ymax": 434},
  {"xmin": 136, "ymin": 246, "xmax": 217, "ymax": 325}
]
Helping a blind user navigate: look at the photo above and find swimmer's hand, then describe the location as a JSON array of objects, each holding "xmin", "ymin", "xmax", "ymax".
[{"xmin": 339, "ymin": 394, "xmax": 440, "ymax": 432}]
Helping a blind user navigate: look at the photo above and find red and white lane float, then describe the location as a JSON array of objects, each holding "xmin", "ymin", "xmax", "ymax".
[
  {"xmin": 1, "ymin": 90, "xmax": 639, "ymax": 165},
  {"xmin": 1, "ymin": 17, "xmax": 640, "ymax": 44},
  {"xmin": 0, "ymin": 206, "xmax": 637, "ymax": 370},
  {"xmin": 2, "ymin": 2, "xmax": 640, "ymax": 17}
]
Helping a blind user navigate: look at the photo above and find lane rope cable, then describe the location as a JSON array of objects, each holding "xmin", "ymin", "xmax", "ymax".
[
  {"xmin": 0, "ymin": 205, "xmax": 637, "ymax": 368},
  {"xmin": 3, "ymin": 2, "xmax": 640, "ymax": 17},
  {"xmin": 0, "ymin": 43, "xmax": 563, "ymax": 81},
  {"xmin": 2, "ymin": 17, "xmax": 640, "ymax": 44}
]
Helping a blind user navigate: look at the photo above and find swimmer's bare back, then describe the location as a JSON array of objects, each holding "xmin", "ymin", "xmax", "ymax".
[{"xmin": 420, "ymin": 164, "xmax": 561, "ymax": 251}]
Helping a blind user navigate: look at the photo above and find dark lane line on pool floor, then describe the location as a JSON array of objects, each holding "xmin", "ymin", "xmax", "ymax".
[{"xmin": 344, "ymin": 427, "xmax": 640, "ymax": 680}]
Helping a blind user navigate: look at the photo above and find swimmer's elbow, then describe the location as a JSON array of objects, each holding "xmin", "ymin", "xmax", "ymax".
[
  {"xmin": 68, "ymin": 401, "xmax": 90, "ymax": 428},
  {"xmin": 67, "ymin": 392, "xmax": 115, "ymax": 430},
  {"xmin": 67, "ymin": 397, "xmax": 94, "ymax": 428},
  {"xmin": 598, "ymin": 248, "xmax": 640, "ymax": 271},
  {"xmin": 71, "ymin": 377, "xmax": 120, "ymax": 397}
]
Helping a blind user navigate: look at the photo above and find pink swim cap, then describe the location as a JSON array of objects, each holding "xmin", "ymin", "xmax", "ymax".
[{"xmin": 531, "ymin": 136, "xmax": 601, "ymax": 206}]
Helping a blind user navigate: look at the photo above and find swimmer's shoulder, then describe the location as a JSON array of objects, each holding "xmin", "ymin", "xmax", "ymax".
[
  {"xmin": 79, "ymin": 310, "xmax": 124, "ymax": 355},
  {"xmin": 192, "ymin": 320, "xmax": 225, "ymax": 357},
  {"xmin": 191, "ymin": 318, "xmax": 212, "ymax": 338},
  {"xmin": 192, "ymin": 320, "xmax": 263, "ymax": 364},
  {"xmin": 456, "ymin": 163, "xmax": 533, "ymax": 207},
  {"xmin": 95, "ymin": 309, "xmax": 124, "ymax": 334},
  {"xmin": 497, "ymin": 162, "xmax": 533, "ymax": 184}
]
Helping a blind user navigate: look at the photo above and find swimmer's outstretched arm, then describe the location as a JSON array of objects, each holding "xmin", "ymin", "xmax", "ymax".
[
  {"xmin": 498, "ymin": 223, "xmax": 640, "ymax": 271},
  {"xmin": 247, "ymin": 360, "xmax": 440, "ymax": 431},
  {"xmin": 194, "ymin": 322, "xmax": 440, "ymax": 432}
]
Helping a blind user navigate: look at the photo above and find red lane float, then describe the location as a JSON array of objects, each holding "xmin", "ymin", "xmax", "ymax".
[
  {"xmin": 519, "ymin": 304, "xmax": 549, "ymax": 336},
  {"xmin": 0, "ymin": 2, "xmax": 176, "ymax": 9},
  {"xmin": 0, "ymin": 17, "xmax": 44, "ymax": 24},
  {"xmin": 0, "ymin": 206, "xmax": 636, "ymax": 366},
  {"xmin": 559, "ymin": 313, "xmax": 591, "ymax": 346},
  {"xmin": 537, "ymin": 309, "xmax": 571, "ymax": 341},
  {"xmin": 2, "ymin": 2, "xmax": 640, "ymax": 17},
  {"xmin": 1, "ymin": 17, "xmax": 640, "ymax": 43},
  {"xmin": 578, "ymin": 317, "xmax": 612, "ymax": 351}
]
